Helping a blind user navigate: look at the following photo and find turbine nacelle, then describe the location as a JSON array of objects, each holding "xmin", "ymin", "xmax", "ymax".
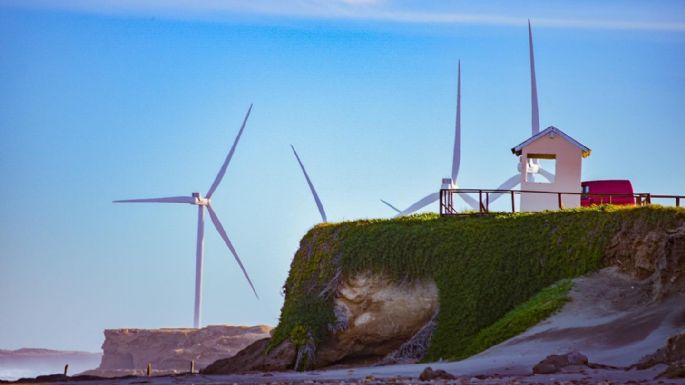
[
  {"xmin": 192, "ymin": 192, "xmax": 210, "ymax": 206},
  {"xmin": 441, "ymin": 178, "xmax": 456, "ymax": 189},
  {"xmin": 518, "ymin": 159, "xmax": 540, "ymax": 174}
]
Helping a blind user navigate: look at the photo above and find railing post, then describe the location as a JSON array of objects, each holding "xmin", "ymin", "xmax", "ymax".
[
  {"xmin": 479, "ymin": 190, "xmax": 483, "ymax": 213},
  {"xmin": 486, "ymin": 192, "xmax": 490, "ymax": 213},
  {"xmin": 677, "ymin": 197, "xmax": 681, "ymax": 208},
  {"xmin": 511, "ymin": 190, "xmax": 515, "ymax": 213},
  {"xmin": 558, "ymin": 192, "xmax": 563, "ymax": 209},
  {"xmin": 647, "ymin": 193, "xmax": 652, "ymax": 204},
  {"xmin": 450, "ymin": 191, "xmax": 454, "ymax": 214}
]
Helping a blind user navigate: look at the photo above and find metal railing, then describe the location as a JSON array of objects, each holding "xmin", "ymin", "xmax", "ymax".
[{"xmin": 440, "ymin": 188, "xmax": 684, "ymax": 215}]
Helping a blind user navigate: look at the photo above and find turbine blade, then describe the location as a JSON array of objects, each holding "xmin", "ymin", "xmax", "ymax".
[
  {"xmin": 538, "ymin": 167, "xmax": 554, "ymax": 182},
  {"xmin": 451, "ymin": 60, "xmax": 462, "ymax": 184},
  {"xmin": 291, "ymin": 145, "xmax": 327, "ymax": 223},
  {"xmin": 488, "ymin": 175, "xmax": 521, "ymax": 204},
  {"xmin": 206, "ymin": 204, "xmax": 258, "ymax": 299},
  {"xmin": 457, "ymin": 192, "xmax": 480, "ymax": 211},
  {"xmin": 380, "ymin": 199, "xmax": 401, "ymax": 213},
  {"xmin": 395, "ymin": 192, "xmax": 440, "ymax": 217},
  {"xmin": 529, "ymin": 20, "xmax": 540, "ymax": 135},
  {"xmin": 206, "ymin": 104, "xmax": 252, "ymax": 199},
  {"xmin": 113, "ymin": 196, "xmax": 195, "ymax": 204}
]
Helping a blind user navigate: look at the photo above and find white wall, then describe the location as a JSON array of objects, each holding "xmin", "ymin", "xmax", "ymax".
[{"xmin": 519, "ymin": 133, "xmax": 584, "ymax": 211}]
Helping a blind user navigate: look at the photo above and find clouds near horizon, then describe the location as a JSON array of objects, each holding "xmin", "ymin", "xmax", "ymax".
[{"xmin": 3, "ymin": 0, "xmax": 685, "ymax": 32}]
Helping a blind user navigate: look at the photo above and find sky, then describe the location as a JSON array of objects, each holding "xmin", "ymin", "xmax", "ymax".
[{"xmin": 1, "ymin": 1, "xmax": 684, "ymax": 353}]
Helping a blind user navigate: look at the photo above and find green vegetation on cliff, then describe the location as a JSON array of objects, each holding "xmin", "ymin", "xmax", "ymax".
[
  {"xmin": 457, "ymin": 278, "xmax": 572, "ymax": 360},
  {"xmin": 270, "ymin": 206, "xmax": 685, "ymax": 364}
]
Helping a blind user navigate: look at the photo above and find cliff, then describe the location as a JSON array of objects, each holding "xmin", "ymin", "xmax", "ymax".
[
  {"xmin": 204, "ymin": 205, "xmax": 685, "ymax": 373},
  {"xmin": 85, "ymin": 325, "xmax": 271, "ymax": 377}
]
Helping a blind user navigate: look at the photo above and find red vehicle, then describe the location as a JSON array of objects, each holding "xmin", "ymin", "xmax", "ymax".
[{"xmin": 581, "ymin": 180, "xmax": 635, "ymax": 206}]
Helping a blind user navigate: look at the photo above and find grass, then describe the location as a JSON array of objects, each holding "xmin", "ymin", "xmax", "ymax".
[
  {"xmin": 269, "ymin": 205, "xmax": 685, "ymax": 366},
  {"xmin": 452, "ymin": 278, "xmax": 573, "ymax": 360}
]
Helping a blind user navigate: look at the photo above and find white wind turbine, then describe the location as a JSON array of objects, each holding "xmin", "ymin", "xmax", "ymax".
[
  {"xmin": 490, "ymin": 20, "xmax": 555, "ymax": 202},
  {"xmin": 113, "ymin": 104, "xmax": 258, "ymax": 329},
  {"xmin": 382, "ymin": 61, "xmax": 480, "ymax": 217},
  {"xmin": 291, "ymin": 145, "xmax": 327, "ymax": 223}
]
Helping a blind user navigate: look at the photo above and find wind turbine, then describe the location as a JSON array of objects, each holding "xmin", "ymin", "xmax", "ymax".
[
  {"xmin": 383, "ymin": 61, "xmax": 480, "ymax": 217},
  {"xmin": 490, "ymin": 20, "xmax": 555, "ymax": 203},
  {"xmin": 291, "ymin": 145, "xmax": 327, "ymax": 223},
  {"xmin": 113, "ymin": 104, "xmax": 258, "ymax": 329}
]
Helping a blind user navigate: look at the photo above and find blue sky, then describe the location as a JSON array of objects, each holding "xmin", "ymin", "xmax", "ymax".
[{"xmin": 1, "ymin": 1, "xmax": 684, "ymax": 352}]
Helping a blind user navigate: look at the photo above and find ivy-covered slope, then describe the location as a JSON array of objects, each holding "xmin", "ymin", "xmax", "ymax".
[{"xmin": 270, "ymin": 206, "xmax": 685, "ymax": 363}]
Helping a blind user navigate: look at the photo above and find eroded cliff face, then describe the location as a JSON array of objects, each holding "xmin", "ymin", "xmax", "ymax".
[
  {"xmin": 85, "ymin": 325, "xmax": 271, "ymax": 377},
  {"xmin": 606, "ymin": 222, "xmax": 685, "ymax": 298},
  {"xmin": 205, "ymin": 208, "xmax": 685, "ymax": 374},
  {"xmin": 203, "ymin": 275, "xmax": 437, "ymax": 373},
  {"xmin": 315, "ymin": 274, "xmax": 438, "ymax": 366}
]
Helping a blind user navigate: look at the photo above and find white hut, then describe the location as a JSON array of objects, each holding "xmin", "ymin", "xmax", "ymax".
[{"xmin": 512, "ymin": 126, "xmax": 591, "ymax": 211}]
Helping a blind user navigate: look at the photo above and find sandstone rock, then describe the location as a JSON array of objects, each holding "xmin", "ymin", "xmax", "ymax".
[
  {"xmin": 532, "ymin": 362, "xmax": 558, "ymax": 374},
  {"xmin": 85, "ymin": 325, "xmax": 271, "ymax": 377},
  {"xmin": 635, "ymin": 331, "xmax": 685, "ymax": 369},
  {"xmin": 567, "ymin": 351, "xmax": 589, "ymax": 365},
  {"xmin": 532, "ymin": 351, "xmax": 589, "ymax": 374},
  {"xmin": 418, "ymin": 366, "xmax": 456, "ymax": 381},
  {"xmin": 314, "ymin": 274, "xmax": 438, "ymax": 367},
  {"xmin": 605, "ymin": 222, "xmax": 685, "ymax": 299},
  {"xmin": 657, "ymin": 365, "xmax": 685, "ymax": 379},
  {"xmin": 201, "ymin": 338, "xmax": 296, "ymax": 374},
  {"xmin": 381, "ymin": 310, "xmax": 438, "ymax": 365}
]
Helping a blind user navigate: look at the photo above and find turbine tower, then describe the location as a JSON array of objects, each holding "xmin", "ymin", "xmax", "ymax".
[
  {"xmin": 490, "ymin": 21, "xmax": 555, "ymax": 203},
  {"xmin": 113, "ymin": 104, "xmax": 258, "ymax": 329},
  {"xmin": 383, "ymin": 61, "xmax": 479, "ymax": 216},
  {"xmin": 291, "ymin": 145, "xmax": 327, "ymax": 223}
]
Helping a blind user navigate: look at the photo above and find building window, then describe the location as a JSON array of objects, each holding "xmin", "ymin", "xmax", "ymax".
[{"xmin": 527, "ymin": 153, "xmax": 555, "ymax": 184}]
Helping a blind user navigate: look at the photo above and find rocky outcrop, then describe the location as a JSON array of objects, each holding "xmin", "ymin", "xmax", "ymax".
[
  {"xmin": 532, "ymin": 351, "xmax": 589, "ymax": 374},
  {"xmin": 84, "ymin": 325, "xmax": 271, "ymax": 377},
  {"xmin": 203, "ymin": 275, "xmax": 438, "ymax": 373},
  {"xmin": 532, "ymin": 351, "xmax": 623, "ymax": 374},
  {"xmin": 313, "ymin": 274, "xmax": 439, "ymax": 367},
  {"xmin": 605, "ymin": 222, "xmax": 685, "ymax": 299},
  {"xmin": 657, "ymin": 366, "xmax": 685, "ymax": 379},
  {"xmin": 634, "ymin": 332, "xmax": 685, "ymax": 369},
  {"xmin": 202, "ymin": 338, "xmax": 296, "ymax": 374},
  {"xmin": 418, "ymin": 367, "xmax": 456, "ymax": 380}
]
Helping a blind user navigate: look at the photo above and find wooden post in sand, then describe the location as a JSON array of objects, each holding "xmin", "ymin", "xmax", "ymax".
[
  {"xmin": 146, "ymin": 363, "xmax": 152, "ymax": 377},
  {"xmin": 190, "ymin": 360, "xmax": 195, "ymax": 374},
  {"xmin": 64, "ymin": 364, "xmax": 69, "ymax": 376}
]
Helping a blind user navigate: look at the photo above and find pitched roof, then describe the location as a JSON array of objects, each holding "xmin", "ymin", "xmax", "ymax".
[{"xmin": 511, "ymin": 126, "xmax": 591, "ymax": 158}]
